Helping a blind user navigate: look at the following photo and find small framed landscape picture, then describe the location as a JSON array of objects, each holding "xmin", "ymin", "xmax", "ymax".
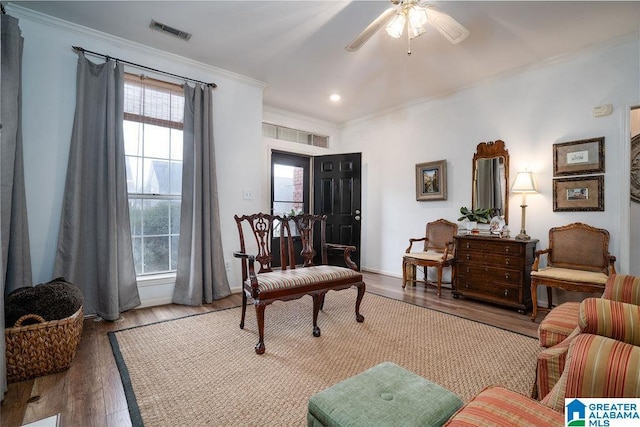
[
  {"xmin": 553, "ymin": 175, "xmax": 604, "ymax": 212},
  {"xmin": 415, "ymin": 160, "xmax": 447, "ymax": 201},
  {"xmin": 553, "ymin": 137, "xmax": 604, "ymax": 176}
]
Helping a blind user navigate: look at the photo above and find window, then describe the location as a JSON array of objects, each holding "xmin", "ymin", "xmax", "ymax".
[
  {"xmin": 123, "ymin": 74, "xmax": 184, "ymax": 275},
  {"xmin": 263, "ymin": 123, "xmax": 329, "ymax": 148},
  {"xmin": 271, "ymin": 151, "xmax": 310, "ymax": 217}
]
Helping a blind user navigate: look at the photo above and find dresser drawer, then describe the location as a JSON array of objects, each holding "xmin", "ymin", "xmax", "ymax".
[
  {"xmin": 456, "ymin": 250, "xmax": 524, "ymax": 269},
  {"xmin": 456, "ymin": 275, "xmax": 522, "ymax": 304},
  {"xmin": 457, "ymin": 263, "xmax": 522, "ymax": 285},
  {"xmin": 457, "ymin": 238, "xmax": 524, "ymax": 256}
]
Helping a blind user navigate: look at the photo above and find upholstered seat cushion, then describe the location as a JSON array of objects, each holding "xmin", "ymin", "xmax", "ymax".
[
  {"xmin": 249, "ymin": 265, "xmax": 362, "ymax": 292},
  {"xmin": 538, "ymin": 302, "xmax": 580, "ymax": 348},
  {"xmin": 308, "ymin": 362, "xmax": 462, "ymax": 426},
  {"xmin": 530, "ymin": 267, "xmax": 608, "ymax": 284},
  {"xmin": 444, "ymin": 386, "xmax": 563, "ymax": 426},
  {"xmin": 404, "ymin": 251, "xmax": 453, "ymax": 262}
]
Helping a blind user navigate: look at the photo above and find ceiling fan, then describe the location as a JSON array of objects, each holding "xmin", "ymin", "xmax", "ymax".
[{"xmin": 345, "ymin": 0, "xmax": 469, "ymax": 54}]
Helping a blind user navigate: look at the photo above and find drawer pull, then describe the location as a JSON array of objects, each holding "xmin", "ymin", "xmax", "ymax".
[
  {"xmin": 466, "ymin": 268, "xmax": 470, "ymax": 273},
  {"xmin": 504, "ymin": 290, "xmax": 509, "ymax": 297},
  {"xmin": 465, "ymin": 284, "xmax": 469, "ymax": 289},
  {"xmin": 505, "ymin": 274, "xmax": 510, "ymax": 280},
  {"xmin": 505, "ymin": 259, "xmax": 510, "ymax": 265},
  {"xmin": 505, "ymin": 247, "xmax": 510, "ymax": 252},
  {"xmin": 466, "ymin": 255, "xmax": 471, "ymax": 260}
]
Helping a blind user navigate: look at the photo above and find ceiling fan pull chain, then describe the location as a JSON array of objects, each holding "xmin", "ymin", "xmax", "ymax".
[{"xmin": 407, "ymin": 24, "xmax": 412, "ymax": 55}]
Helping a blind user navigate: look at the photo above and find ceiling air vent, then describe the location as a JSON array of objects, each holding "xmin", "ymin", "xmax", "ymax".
[{"xmin": 149, "ymin": 20, "xmax": 192, "ymax": 41}]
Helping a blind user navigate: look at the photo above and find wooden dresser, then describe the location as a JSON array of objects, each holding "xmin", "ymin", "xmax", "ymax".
[{"xmin": 453, "ymin": 234, "xmax": 538, "ymax": 313}]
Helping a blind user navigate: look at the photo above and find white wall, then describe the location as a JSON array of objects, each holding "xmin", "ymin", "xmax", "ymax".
[
  {"xmin": 337, "ymin": 35, "xmax": 640, "ymax": 305},
  {"xmin": 11, "ymin": 6, "xmax": 265, "ymax": 303},
  {"xmin": 630, "ymin": 107, "xmax": 640, "ymax": 275}
]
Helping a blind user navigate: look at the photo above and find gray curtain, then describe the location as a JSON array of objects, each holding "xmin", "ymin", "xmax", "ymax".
[
  {"xmin": 2, "ymin": 12, "xmax": 31, "ymax": 399},
  {"xmin": 1, "ymin": 13, "xmax": 31, "ymax": 294},
  {"xmin": 54, "ymin": 54, "xmax": 140, "ymax": 320},
  {"xmin": 173, "ymin": 84, "xmax": 230, "ymax": 305}
]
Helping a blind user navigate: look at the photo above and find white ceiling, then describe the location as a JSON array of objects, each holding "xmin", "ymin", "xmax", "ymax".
[{"xmin": 10, "ymin": 1, "xmax": 640, "ymax": 124}]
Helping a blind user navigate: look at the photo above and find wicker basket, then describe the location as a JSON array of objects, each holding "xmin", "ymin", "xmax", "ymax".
[{"xmin": 5, "ymin": 306, "xmax": 83, "ymax": 383}]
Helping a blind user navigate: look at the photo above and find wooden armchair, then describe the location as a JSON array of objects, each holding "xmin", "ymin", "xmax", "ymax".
[
  {"xmin": 530, "ymin": 222, "xmax": 616, "ymax": 321},
  {"xmin": 402, "ymin": 218, "xmax": 458, "ymax": 297},
  {"xmin": 234, "ymin": 213, "xmax": 365, "ymax": 354}
]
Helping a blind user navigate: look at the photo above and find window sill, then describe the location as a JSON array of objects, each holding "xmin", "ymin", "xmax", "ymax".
[{"xmin": 136, "ymin": 272, "xmax": 176, "ymax": 288}]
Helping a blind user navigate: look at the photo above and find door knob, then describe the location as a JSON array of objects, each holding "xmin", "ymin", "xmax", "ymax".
[{"xmin": 355, "ymin": 215, "xmax": 361, "ymax": 221}]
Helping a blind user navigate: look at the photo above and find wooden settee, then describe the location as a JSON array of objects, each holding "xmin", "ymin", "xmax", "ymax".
[{"xmin": 233, "ymin": 213, "xmax": 365, "ymax": 354}]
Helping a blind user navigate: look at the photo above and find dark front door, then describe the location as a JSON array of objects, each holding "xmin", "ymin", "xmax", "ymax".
[{"xmin": 313, "ymin": 153, "xmax": 362, "ymax": 269}]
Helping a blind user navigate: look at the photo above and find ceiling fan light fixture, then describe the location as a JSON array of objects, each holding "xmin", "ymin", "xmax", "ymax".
[
  {"xmin": 385, "ymin": 13, "xmax": 406, "ymax": 38},
  {"xmin": 408, "ymin": 6, "xmax": 428, "ymax": 29}
]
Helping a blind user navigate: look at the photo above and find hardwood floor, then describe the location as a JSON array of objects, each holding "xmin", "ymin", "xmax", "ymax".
[{"xmin": 2, "ymin": 271, "xmax": 541, "ymax": 426}]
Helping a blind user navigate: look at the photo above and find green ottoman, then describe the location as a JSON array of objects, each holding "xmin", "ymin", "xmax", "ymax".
[{"xmin": 307, "ymin": 362, "xmax": 463, "ymax": 426}]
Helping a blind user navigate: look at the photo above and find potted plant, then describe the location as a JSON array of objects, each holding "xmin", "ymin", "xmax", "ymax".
[{"xmin": 458, "ymin": 207, "xmax": 492, "ymax": 230}]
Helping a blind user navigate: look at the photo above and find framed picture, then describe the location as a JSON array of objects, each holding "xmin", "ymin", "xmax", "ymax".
[
  {"xmin": 416, "ymin": 160, "xmax": 447, "ymax": 201},
  {"xmin": 553, "ymin": 137, "xmax": 604, "ymax": 176},
  {"xmin": 553, "ymin": 175, "xmax": 604, "ymax": 212}
]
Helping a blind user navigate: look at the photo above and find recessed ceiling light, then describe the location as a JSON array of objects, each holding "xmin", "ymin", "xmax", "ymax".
[{"xmin": 329, "ymin": 93, "xmax": 341, "ymax": 102}]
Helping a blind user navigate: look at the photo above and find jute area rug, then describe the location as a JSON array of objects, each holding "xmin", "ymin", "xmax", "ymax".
[{"xmin": 109, "ymin": 289, "xmax": 540, "ymax": 426}]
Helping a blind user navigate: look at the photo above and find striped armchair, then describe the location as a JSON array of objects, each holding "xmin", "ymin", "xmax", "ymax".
[
  {"xmin": 536, "ymin": 293, "xmax": 640, "ymax": 398},
  {"xmin": 538, "ymin": 274, "xmax": 640, "ymax": 348},
  {"xmin": 446, "ymin": 303, "xmax": 640, "ymax": 425}
]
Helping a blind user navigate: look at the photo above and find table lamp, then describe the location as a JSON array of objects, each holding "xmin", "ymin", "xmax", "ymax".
[{"xmin": 511, "ymin": 171, "xmax": 538, "ymax": 241}]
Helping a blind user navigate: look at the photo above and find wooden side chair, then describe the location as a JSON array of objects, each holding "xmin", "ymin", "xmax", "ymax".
[
  {"xmin": 234, "ymin": 213, "xmax": 365, "ymax": 354},
  {"xmin": 530, "ymin": 222, "xmax": 616, "ymax": 321},
  {"xmin": 402, "ymin": 218, "xmax": 458, "ymax": 297}
]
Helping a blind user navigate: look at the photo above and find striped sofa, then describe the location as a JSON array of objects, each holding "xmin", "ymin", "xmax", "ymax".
[
  {"xmin": 535, "ymin": 274, "xmax": 640, "ymax": 398},
  {"xmin": 234, "ymin": 213, "xmax": 365, "ymax": 354},
  {"xmin": 446, "ymin": 301, "xmax": 640, "ymax": 425}
]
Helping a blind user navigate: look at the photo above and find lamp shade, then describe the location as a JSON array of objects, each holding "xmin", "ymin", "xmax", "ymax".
[
  {"xmin": 511, "ymin": 171, "xmax": 539, "ymax": 193},
  {"xmin": 386, "ymin": 13, "xmax": 406, "ymax": 38}
]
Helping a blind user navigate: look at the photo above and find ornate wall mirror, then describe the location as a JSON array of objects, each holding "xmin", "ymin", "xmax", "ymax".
[{"xmin": 472, "ymin": 140, "xmax": 510, "ymax": 223}]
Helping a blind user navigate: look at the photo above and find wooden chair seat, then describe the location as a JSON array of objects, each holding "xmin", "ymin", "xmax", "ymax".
[
  {"xmin": 531, "ymin": 267, "xmax": 608, "ymax": 285},
  {"xmin": 246, "ymin": 265, "xmax": 362, "ymax": 293},
  {"xmin": 404, "ymin": 252, "xmax": 455, "ymax": 262}
]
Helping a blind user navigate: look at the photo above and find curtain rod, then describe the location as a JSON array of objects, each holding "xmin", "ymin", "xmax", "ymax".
[{"xmin": 72, "ymin": 46, "xmax": 217, "ymax": 89}]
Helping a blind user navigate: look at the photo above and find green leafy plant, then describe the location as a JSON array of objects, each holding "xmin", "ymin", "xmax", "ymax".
[{"xmin": 458, "ymin": 207, "xmax": 492, "ymax": 224}]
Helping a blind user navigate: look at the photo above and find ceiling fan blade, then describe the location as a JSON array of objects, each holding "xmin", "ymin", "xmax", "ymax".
[
  {"xmin": 423, "ymin": 5, "xmax": 469, "ymax": 44},
  {"xmin": 345, "ymin": 7, "xmax": 397, "ymax": 52}
]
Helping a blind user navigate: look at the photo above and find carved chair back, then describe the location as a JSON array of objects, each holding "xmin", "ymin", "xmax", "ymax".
[
  {"xmin": 290, "ymin": 213, "xmax": 328, "ymax": 267},
  {"xmin": 234, "ymin": 213, "xmax": 333, "ymax": 283},
  {"xmin": 547, "ymin": 222, "xmax": 611, "ymax": 274},
  {"xmin": 423, "ymin": 219, "xmax": 458, "ymax": 253},
  {"xmin": 234, "ymin": 213, "xmax": 292, "ymax": 281}
]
